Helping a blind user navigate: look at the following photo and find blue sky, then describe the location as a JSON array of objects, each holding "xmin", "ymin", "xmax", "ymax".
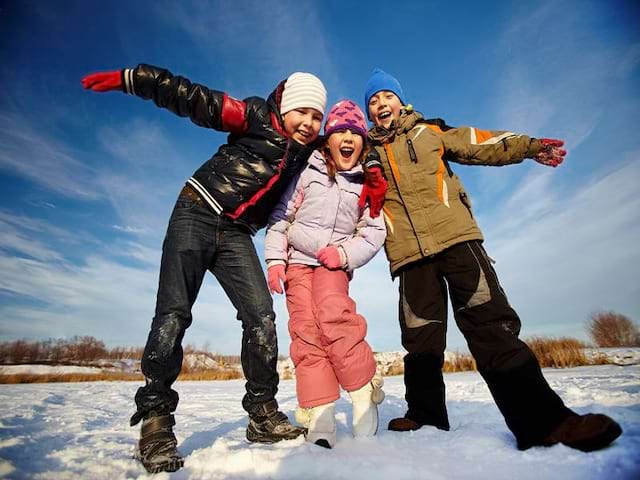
[{"xmin": 0, "ymin": 0, "xmax": 638, "ymax": 354}]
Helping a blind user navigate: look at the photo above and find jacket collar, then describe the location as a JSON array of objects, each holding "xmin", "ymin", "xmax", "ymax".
[
  {"xmin": 267, "ymin": 80, "xmax": 287, "ymax": 137},
  {"xmin": 368, "ymin": 110, "xmax": 423, "ymax": 144},
  {"xmin": 308, "ymin": 150, "xmax": 363, "ymax": 176}
]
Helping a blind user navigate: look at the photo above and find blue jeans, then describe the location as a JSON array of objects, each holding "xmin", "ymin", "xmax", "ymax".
[{"xmin": 132, "ymin": 194, "xmax": 279, "ymax": 423}]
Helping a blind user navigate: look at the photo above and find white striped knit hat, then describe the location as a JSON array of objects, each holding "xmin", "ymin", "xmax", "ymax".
[{"xmin": 280, "ymin": 72, "xmax": 327, "ymax": 116}]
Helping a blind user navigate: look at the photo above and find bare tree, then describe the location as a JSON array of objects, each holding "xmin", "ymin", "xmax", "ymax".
[{"xmin": 588, "ymin": 311, "xmax": 640, "ymax": 347}]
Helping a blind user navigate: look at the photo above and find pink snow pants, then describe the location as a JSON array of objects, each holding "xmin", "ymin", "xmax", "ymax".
[{"xmin": 285, "ymin": 264, "xmax": 376, "ymax": 408}]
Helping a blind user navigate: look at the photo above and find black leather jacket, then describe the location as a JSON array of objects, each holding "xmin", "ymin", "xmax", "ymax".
[{"xmin": 122, "ymin": 64, "xmax": 315, "ymax": 234}]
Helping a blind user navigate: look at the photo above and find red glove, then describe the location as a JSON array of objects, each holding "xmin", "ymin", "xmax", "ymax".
[
  {"xmin": 534, "ymin": 139, "xmax": 566, "ymax": 168},
  {"xmin": 81, "ymin": 70, "xmax": 122, "ymax": 92},
  {"xmin": 317, "ymin": 246, "xmax": 344, "ymax": 270},
  {"xmin": 267, "ymin": 264, "xmax": 286, "ymax": 294},
  {"xmin": 358, "ymin": 166, "xmax": 388, "ymax": 218}
]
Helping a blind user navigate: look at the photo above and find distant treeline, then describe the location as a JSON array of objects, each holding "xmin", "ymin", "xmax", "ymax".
[{"xmin": 0, "ymin": 336, "xmax": 242, "ymax": 365}]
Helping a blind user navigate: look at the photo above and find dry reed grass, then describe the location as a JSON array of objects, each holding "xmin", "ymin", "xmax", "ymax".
[
  {"xmin": 443, "ymin": 354, "xmax": 476, "ymax": 373},
  {"xmin": 2, "ymin": 337, "xmax": 611, "ymax": 383},
  {"xmin": 525, "ymin": 336, "xmax": 594, "ymax": 368},
  {"xmin": 382, "ymin": 337, "xmax": 610, "ymax": 376},
  {"xmin": 0, "ymin": 372, "xmax": 143, "ymax": 384},
  {"xmin": 1, "ymin": 369, "xmax": 242, "ymax": 384},
  {"xmin": 177, "ymin": 370, "xmax": 242, "ymax": 381}
]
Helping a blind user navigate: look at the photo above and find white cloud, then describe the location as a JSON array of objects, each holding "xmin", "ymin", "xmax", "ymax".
[
  {"xmin": 0, "ymin": 239, "xmax": 246, "ymax": 352},
  {"xmin": 112, "ymin": 225, "xmax": 148, "ymax": 234},
  {"xmin": 152, "ymin": 0, "xmax": 343, "ymax": 96},
  {"xmin": 616, "ymin": 43, "xmax": 640, "ymax": 77},
  {"xmin": 0, "ymin": 112, "xmax": 101, "ymax": 200},
  {"xmin": 481, "ymin": 155, "xmax": 640, "ymax": 340},
  {"xmin": 93, "ymin": 118, "xmax": 194, "ymax": 242},
  {"xmin": 0, "ymin": 211, "xmax": 83, "ymax": 262},
  {"xmin": 469, "ymin": 1, "xmax": 636, "ymax": 203}
]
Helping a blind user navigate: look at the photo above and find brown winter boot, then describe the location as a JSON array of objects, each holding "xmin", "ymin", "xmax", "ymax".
[
  {"xmin": 388, "ymin": 413, "xmax": 449, "ymax": 432},
  {"xmin": 388, "ymin": 417, "xmax": 423, "ymax": 431},
  {"xmin": 542, "ymin": 413, "xmax": 622, "ymax": 452},
  {"xmin": 135, "ymin": 413, "xmax": 184, "ymax": 473}
]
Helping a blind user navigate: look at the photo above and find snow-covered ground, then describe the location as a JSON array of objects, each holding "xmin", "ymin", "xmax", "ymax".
[{"xmin": 0, "ymin": 365, "xmax": 638, "ymax": 480}]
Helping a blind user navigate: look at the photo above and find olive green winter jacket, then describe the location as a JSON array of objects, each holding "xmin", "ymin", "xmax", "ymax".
[{"xmin": 368, "ymin": 111, "xmax": 543, "ymax": 275}]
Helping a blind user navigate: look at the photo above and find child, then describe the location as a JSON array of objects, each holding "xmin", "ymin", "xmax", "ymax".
[
  {"xmin": 264, "ymin": 100, "xmax": 386, "ymax": 448},
  {"xmin": 363, "ymin": 68, "xmax": 622, "ymax": 452},
  {"xmin": 82, "ymin": 65, "xmax": 330, "ymax": 473}
]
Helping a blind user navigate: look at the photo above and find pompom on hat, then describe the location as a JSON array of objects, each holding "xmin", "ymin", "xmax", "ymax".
[
  {"xmin": 323, "ymin": 100, "xmax": 368, "ymax": 139},
  {"xmin": 364, "ymin": 68, "xmax": 405, "ymax": 111},
  {"xmin": 280, "ymin": 72, "xmax": 327, "ymax": 116}
]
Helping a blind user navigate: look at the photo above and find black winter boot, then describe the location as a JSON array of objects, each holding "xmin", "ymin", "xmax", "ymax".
[
  {"xmin": 392, "ymin": 353, "xmax": 450, "ymax": 431},
  {"xmin": 135, "ymin": 413, "xmax": 184, "ymax": 473},
  {"xmin": 246, "ymin": 400, "xmax": 306, "ymax": 443}
]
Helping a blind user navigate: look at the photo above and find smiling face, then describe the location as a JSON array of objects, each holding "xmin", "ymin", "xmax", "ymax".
[
  {"xmin": 326, "ymin": 129, "xmax": 363, "ymax": 171},
  {"xmin": 367, "ymin": 90, "xmax": 403, "ymax": 129},
  {"xmin": 282, "ymin": 108, "xmax": 323, "ymax": 144}
]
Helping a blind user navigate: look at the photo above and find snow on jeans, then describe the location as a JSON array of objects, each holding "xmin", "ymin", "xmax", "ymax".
[
  {"xmin": 133, "ymin": 194, "xmax": 279, "ymax": 422},
  {"xmin": 285, "ymin": 264, "xmax": 376, "ymax": 408}
]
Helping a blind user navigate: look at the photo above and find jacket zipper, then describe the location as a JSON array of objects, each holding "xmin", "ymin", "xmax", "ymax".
[{"xmin": 407, "ymin": 138, "xmax": 418, "ymax": 163}]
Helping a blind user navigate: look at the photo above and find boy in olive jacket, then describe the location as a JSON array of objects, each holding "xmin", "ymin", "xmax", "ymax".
[{"xmin": 364, "ymin": 68, "xmax": 621, "ymax": 452}]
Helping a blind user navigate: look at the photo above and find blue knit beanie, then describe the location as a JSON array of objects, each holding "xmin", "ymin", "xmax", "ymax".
[{"xmin": 364, "ymin": 68, "xmax": 405, "ymax": 111}]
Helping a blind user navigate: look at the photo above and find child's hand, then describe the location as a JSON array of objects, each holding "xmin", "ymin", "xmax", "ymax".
[
  {"xmin": 359, "ymin": 165, "xmax": 388, "ymax": 218},
  {"xmin": 267, "ymin": 264, "xmax": 286, "ymax": 294},
  {"xmin": 317, "ymin": 246, "xmax": 344, "ymax": 269},
  {"xmin": 81, "ymin": 70, "xmax": 122, "ymax": 92},
  {"xmin": 534, "ymin": 139, "xmax": 566, "ymax": 167}
]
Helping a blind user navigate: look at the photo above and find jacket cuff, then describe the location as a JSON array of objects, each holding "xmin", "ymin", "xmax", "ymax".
[
  {"xmin": 338, "ymin": 246, "xmax": 348, "ymax": 269},
  {"xmin": 365, "ymin": 158, "xmax": 383, "ymax": 170},
  {"xmin": 526, "ymin": 138, "xmax": 543, "ymax": 158},
  {"xmin": 266, "ymin": 259, "xmax": 286, "ymax": 268},
  {"xmin": 122, "ymin": 68, "xmax": 136, "ymax": 95}
]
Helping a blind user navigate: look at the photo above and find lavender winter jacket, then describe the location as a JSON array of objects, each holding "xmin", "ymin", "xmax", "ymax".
[{"xmin": 265, "ymin": 150, "xmax": 386, "ymax": 271}]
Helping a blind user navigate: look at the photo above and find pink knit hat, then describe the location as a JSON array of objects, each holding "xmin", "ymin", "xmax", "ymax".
[{"xmin": 323, "ymin": 100, "xmax": 367, "ymax": 139}]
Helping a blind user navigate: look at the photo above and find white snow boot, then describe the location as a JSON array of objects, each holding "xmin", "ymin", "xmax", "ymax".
[
  {"xmin": 349, "ymin": 373, "xmax": 385, "ymax": 437},
  {"xmin": 295, "ymin": 402, "xmax": 336, "ymax": 449}
]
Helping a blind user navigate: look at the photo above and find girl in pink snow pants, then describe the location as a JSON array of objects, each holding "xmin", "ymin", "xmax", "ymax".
[{"xmin": 264, "ymin": 100, "xmax": 386, "ymax": 448}]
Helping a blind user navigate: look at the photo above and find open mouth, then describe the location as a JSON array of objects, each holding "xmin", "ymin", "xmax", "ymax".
[
  {"xmin": 340, "ymin": 146, "xmax": 354, "ymax": 159},
  {"xmin": 378, "ymin": 111, "xmax": 392, "ymax": 121}
]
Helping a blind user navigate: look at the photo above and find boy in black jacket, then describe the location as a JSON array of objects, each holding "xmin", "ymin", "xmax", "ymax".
[{"xmin": 82, "ymin": 65, "xmax": 377, "ymax": 473}]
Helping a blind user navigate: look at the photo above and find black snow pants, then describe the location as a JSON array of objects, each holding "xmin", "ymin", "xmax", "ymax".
[
  {"xmin": 397, "ymin": 240, "xmax": 574, "ymax": 449},
  {"xmin": 130, "ymin": 191, "xmax": 279, "ymax": 426}
]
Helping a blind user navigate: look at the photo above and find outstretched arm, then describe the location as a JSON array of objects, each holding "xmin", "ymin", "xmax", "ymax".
[
  {"xmin": 81, "ymin": 65, "xmax": 248, "ymax": 134},
  {"xmin": 442, "ymin": 127, "xmax": 566, "ymax": 168}
]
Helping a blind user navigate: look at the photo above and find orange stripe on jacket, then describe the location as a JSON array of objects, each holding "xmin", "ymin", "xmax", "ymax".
[
  {"xmin": 474, "ymin": 128, "xmax": 493, "ymax": 144},
  {"xmin": 422, "ymin": 123, "xmax": 447, "ymax": 204},
  {"xmin": 383, "ymin": 144, "xmax": 401, "ymax": 184}
]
